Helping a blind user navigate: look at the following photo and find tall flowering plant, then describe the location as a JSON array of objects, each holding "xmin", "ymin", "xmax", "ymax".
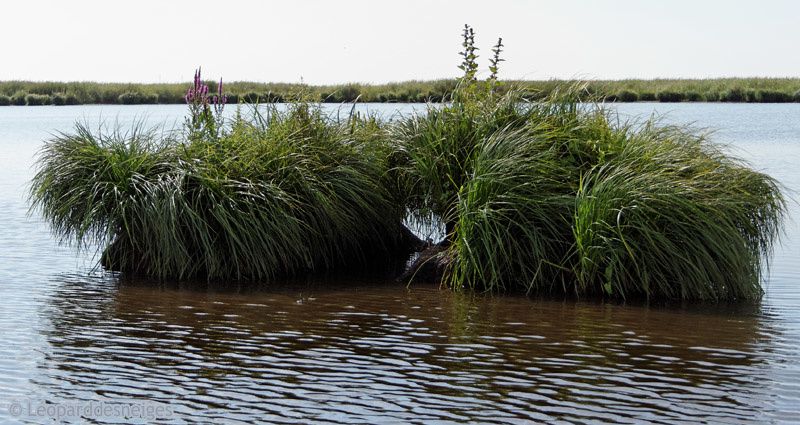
[{"xmin": 185, "ymin": 68, "xmax": 227, "ymax": 138}]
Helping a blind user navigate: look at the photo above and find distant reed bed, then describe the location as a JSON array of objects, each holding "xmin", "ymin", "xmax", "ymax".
[{"xmin": 3, "ymin": 77, "xmax": 800, "ymax": 106}]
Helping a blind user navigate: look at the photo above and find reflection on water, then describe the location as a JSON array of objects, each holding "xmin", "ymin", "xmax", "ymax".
[
  {"xmin": 1, "ymin": 104, "xmax": 800, "ymax": 423},
  {"xmin": 30, "ymin": 275, "xmax": 789, "ymax": 423}
]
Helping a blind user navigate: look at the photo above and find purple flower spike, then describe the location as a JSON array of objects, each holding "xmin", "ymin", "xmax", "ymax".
[{"xmin": 186, "ymin": 67, "xmax": 225, "ymax": 131}]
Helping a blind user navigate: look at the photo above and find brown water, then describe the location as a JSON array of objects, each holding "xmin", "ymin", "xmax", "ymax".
[{"xmin": 1, "ymin": 104, "xmax": 799, "ymax": 423}]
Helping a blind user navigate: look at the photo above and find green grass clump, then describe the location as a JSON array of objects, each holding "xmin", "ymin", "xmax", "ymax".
[
  {"xmin": 448, "ymin": 123, "xmax": 577, "ymax": 292},
  {"xmin": 616, "ymin": 90, "xmax": 639, "ymax": 102},
  {"xmin": 756, "ymin": 90, "xmax": 792, "ymax": 103},
  {"xmin": 0, "ymin": 95, "xmax": 10, "ymax": 106},
  {"xmin": 30, "ymin": 103, "xmax": 408, "ymax": 280},
  {"xmin": 392, "ymin": 25, "xmax": 786, "ymax": 301},
  {"xmin": 685, "ymin": 91, "xmax": 704, "ymax": 101},
  {"xmin": 722, "ymin": 88, "xmax": 746, "ymax": 102},
  {"xmin": 118, "ymin": 92, "xmax": 158, "ymax": 104},
  {"xmin": 638, "ymin": 92, "xmax": 656, "ymax": 101},
  {"xmin": 391, "ymin": 82, "xmax": 545, "ymax": 234},
  {"xmin": 440, "ymin": 89, "xmax": 785, "ymax": 300},
  {"xmin": 657, "ymin": 90, "xmax": 685, "ymax": 102},
  {"xmin": 51, "ymin": 93, "xmax": 67, "ymax": 106},
  {"xmin": 25, "ymin": 93, "xmax": 51, "ymax": 106},
  {"xmin": 570, "ymin": 123, "xmax": 784, "ymax": 299},
  {"xmin": 704, "ymin": 91, "xmax": 720, "ymax": 102},
  {"xmin": 11, "ymin": 91, "xmax": 26, "ymax": 105},
  {"xmin": 241, "ymin": 91, "xmax": 285, "ymax": 103}
]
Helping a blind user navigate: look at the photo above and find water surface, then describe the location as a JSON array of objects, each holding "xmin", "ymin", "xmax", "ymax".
[{"xmin": 0, "ymin": 103, "xmax": 799, "ymax": 423}]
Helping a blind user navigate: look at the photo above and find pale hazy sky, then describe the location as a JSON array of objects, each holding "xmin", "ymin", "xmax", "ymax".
[{"xmin": 1, "ymin": 0, "xmax": 799, "ymax": 84}]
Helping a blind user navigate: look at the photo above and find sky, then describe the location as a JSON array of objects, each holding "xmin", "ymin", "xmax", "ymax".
[{"xmin": 1, "ymin": 0, "xmax": 799, "ymax": 84}]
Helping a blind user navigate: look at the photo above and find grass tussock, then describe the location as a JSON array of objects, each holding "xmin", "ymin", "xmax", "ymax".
[
  {"xmin": 569, "ymin": 125, "xmax": 784, "ymax": 299},
  {"xmin": 30, "ymin": 102, "xmax": 408, "ymax": 280},
  {"xmin": 24, "ymin": 93, "xmax": 51, "ymax": 106},
  {"xmin": 391, "ymin": 26, "xmax": 785, "ymax": 301},
  {"xmin": 412, "ymin": 85, "xmax": 786, "ymax": 301},
  {"xmin": 29, "ymin": 26, "xmax": 787, "ymax": 301}
]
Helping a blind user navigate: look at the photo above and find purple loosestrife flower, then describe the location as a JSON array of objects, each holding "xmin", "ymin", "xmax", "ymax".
[
  {"xmin": 213, "ymin": 78, "xmax": 227, "ymax": 115},
  {"xmin": 185, "ymin": 67, "xmax": 226, "ymax": 139},
  {"xmin": 185, "ymin": 67, "xmax": 213, "ymax": 108}
]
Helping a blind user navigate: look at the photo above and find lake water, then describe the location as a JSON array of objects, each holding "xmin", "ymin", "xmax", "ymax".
[{"xmin": 0, "ymin": 103, "xmax": 799, "ymax": 423}]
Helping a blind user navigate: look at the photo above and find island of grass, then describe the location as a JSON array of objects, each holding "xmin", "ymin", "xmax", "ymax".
[{"xmin": 29, "ymin": 27, "xmax": 786, "ymax": 301}]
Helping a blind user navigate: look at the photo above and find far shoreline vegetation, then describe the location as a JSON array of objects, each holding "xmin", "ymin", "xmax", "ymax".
[{"xmin": 3, "ymin": 77, "xmax": 800, "ymax": 106}]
